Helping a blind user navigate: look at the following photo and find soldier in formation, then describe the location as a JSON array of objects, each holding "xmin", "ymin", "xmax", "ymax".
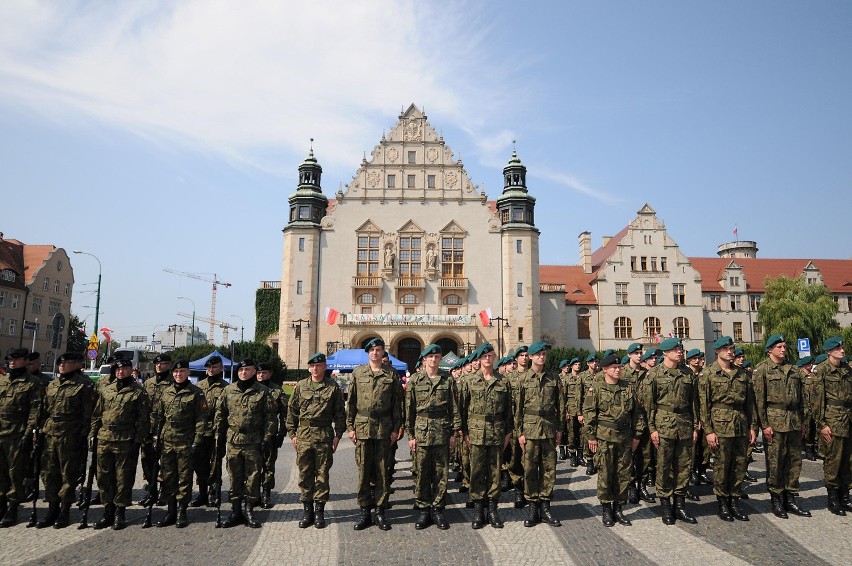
[
  {"xmin": 622, "ymin": 343, "xmax": 654, "ymax": 504},
  {"xmin": 578, "ymin": 354, "xmax": 600, "ymax": 476},
  {"xmin": 193, "ymin": 355, "xmax": 228, "ymax": 508},
  {"xmin": 139, "ymin": 353, "xmax": 172, "ymax": 507},
  {"xmin": 256, "ymin": 361, "xmax": 288, "ymax": 509},
  {"xmin": 504, "ymin": 346, "xmax": 528, "ymax": 507}
]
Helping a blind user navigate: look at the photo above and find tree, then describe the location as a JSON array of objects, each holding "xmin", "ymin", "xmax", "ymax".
[
  {"xmin": 67, "ymin": 313, "xmax": 87, "ymax": 354},
  {"xmin": 757, "ymin": 275, "xmax": 837, "ymax": 359}
]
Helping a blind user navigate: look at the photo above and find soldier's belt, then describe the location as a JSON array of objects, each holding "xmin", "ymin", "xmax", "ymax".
[
  {"xmin": 307, "ymin": 419, "xmax": 332, "ymax": 427},
  {"xmin": 0, "ymin": 412, "xmax": 26, "ymax": 423},
  {"xmin": 469, "ymin": 414, "xmax": 499, "ymax": 423},
  {"xmin": 525, "ymin": 410, "xmax": 556, "ymax": 417},
  {"xmin": 713, "ymin": 403, "xmax": 744, "ymax": 412},
  {"xmin": 367, "ymin": 410, "xmax": 391, "ymax": 418},
  {"xmin": 169, "ymin": 419, "xmax": 193, "ymax": 426},
  {"xmin": 597, "ymin": 419, "xmax": 629, "ymax": 431},
  {"xmin": 656, "ymin": 404, "xmax": 690, "ymax": 415},
  {"xmin": 105, "ymin": 423, "xmax": 134, "ymax": 432},
  {"xmin": 826, "ymin": 399, "xmax": 852, "ymax": 408},
  {"xmin": 416, "ymin": 409, "xmax": 448, "ymax": 418},
  {"xmin": 767, "ymin": 402, "xmax": 799, "ymax": 411}
]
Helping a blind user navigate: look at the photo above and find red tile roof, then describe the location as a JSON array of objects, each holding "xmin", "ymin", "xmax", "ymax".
[
  {"xmin": 590, "ymin": 226, "xmax": 629, "ymax": 270},
  {"xmin": 22, "ymin": 245, "xmax": 57, "ymax": 286},
  {"xmin": 690, "ymin": 257, "xmax": 852, "ymax": 293},
  {"xmin": 539, "ymin": 265, "xmax": 597, "ymax": 305}
]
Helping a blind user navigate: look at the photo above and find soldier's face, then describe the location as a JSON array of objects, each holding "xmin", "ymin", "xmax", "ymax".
[
  {"xmin": 629, "ymin": 350, "xmax": 642, "ymax": 365},
  {"xmin": 368, "ymin": 346, "xmax": 384, "ymax": 363},
  {"xmin": 603, "ymin": 364, "xmax": 621, "ymax": 381},
  {"xmin": 664, "ymin": 347, "xmax": 683, "ymax": 365},
  {"xmin": 257, "ymin": 369, "xmax": 272, "ymax": 381},
  {"xmin": 116, "ymin": 366, "xmax": 133, "ymax": 378},
  {"xmin": 768, "ymin": 342, "xmax": 786, "ymax": 363},
  {"xmin": 717, "ymin": 345, "xmax": 735, "ymax": 363},
  {"xmin": 58, "ymin": 360, "xmax": 72, "ymax": 374},
  {"xmin": 828, "ymin": 346, "xmax": 845, "ymax": 363},
  {"xmin": 517, "ymin": 353, "xmax": 529, "ymax": 368},
  {"xmin": 733, "ymin": 355, "xmax": 744, "ymax": 367},
  {"xmin": 207, "ymin": 362, "xmax": 222, "ymax": 375},
  {"xmin": 238, "ymin": 366, "xmax": 257, "ymax": 380},
  {"xmin": 423, "ymin": 353, "xmax": 441, "ymax": 371},
  {"xmin": 26, "ymin": 359, "xmax": 40, "ymax": 372},
  {"xmin": 173, "ymin": 368, "xmax": 189, "ymax": 383},
  {"xmin": 308, "ymin": 362, "xmax": 326, "ymax": 379},
  {"xmin": 156, "ymin": 361, "xmax": 172, "ymax": 373},
  {"xmin": 480, "ymin": 351, "xmax": 495, "ymax": 370},
  {"xmin": 530, "ymin": 350, "xmax": 546, "ymax": 370},
  {"xmin": 7, "ymin": 356, "xmax": 26, "ymax": 369},
  {"xmin": 471, "ymin": 359, "xmax": 480, "ymax": 371},
  {"xmin": 571, "ymin": 362, "xmax": 581, "ymax": 373}
]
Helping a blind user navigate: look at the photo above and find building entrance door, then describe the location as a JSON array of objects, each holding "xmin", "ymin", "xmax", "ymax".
[
  {"xmin": 436, "ymin": 337, "xmax": 459, "ymax": 355},
  {"xmin": 397, "ymin": 337, "xmax": 422, "ymax": 372}
]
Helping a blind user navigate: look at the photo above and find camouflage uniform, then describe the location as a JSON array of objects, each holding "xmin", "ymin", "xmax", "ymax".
[
  {"xmin": 810, "ymin": 358, "xmax": 851, "ymax": 511},
  {"xmin": 194, "ymin": 372, "xmax": 228, "ymax": 503},
  {"xmin": 405, "ymin": 370, "xmax": 459, "ymax": 511},
  {"xmin": 802, "ymin": 368, "xmax": 818, "ymax": 459},
  {"xmin": 286, "ymin": 376, "xmax": 346, "ymax": 503},
  {"xmin": 258, "ymin": 381, "xmax": 288, "ymax": 496},
  {"xmin": 346, "ymin": 364, "xmax": 402, "ymax": 510},
  {"xmin": 141, "ymin": 370, "xmax": 172, "ymax": 502},
  {"xmin": 623, "ymin": 364, "xmax": 652, "ymax": 497},
  {"xmin": 578, "ymin": 368, "xmax": 599, "ymax": 465},
  {"xmin": 515, "ymin": 368, "xmax": 564, "ymax": 503},
  {"xmin": 562, "ymin": 371, "xmax": 583, "ymax": 458},
  {"xmin": 502, "ymin": 368, "xmax": 526, "ymax": 493},
  {"xmin": 690, "ymin": 364, "xmax": 711, "ymax": 477}
]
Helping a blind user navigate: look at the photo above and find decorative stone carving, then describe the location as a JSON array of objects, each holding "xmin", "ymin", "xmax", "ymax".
[
  {"xmin": 367, "ymin": 171, "xmax": 380, "ymax": 188},
  {"xmin": 445, "ymin": 171, "xmax": 458, "ymax": 188},
  {"xmin": 386, "ymin": 148, "xmax": 398, "ymax": 163},
  {"xmin": 426, "ymin": 147, "xmax": 438, "ymax": 163},
  {"xmin": 404, "ymin": 119, "xmax": 422, "ymax": 141}
]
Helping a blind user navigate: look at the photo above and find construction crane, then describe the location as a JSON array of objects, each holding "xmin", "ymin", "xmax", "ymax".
[
  {"xmin": 164, "ymin": 269, "xmax": 232, "ymax": 343},
  {"xmin": 177, "ymin": 312, "xmax": 238, "ymax": 345}
]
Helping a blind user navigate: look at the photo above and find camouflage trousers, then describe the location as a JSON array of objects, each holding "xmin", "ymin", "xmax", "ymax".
[
  {"xmin": 595, "ymin": 438, "xmax": 633, "ymax": 504},
  {"xmin": 262, "ymin": 446, "xmax": 279, "ymax": 490},
  {"xmin": 192, "ymin": 435, "xmax": 214, "ymax": 489},
  {"xmin": 523, "ymin": 439, "xmax": 557, "ymax": 502},
  {"xmin": 503, "ymin": 434, "xmax": 524, "ymax": 488},
  {"xmin": 581, "ymin": 422, "xmax": 594, "ymax": 461},
  {"xmin": 565, "ymin": 416, "xmax": 581, "ymax": 451},
  {"xmin": 96, "ymin": 439, "xmax": 139, "ymax": 507},
  {"xmin": 225, "ymin": 443, "xmax": 262, "ymax": 505},
  {"xmin": 632, "ymin": 428, "xmax": 653, "ymax": 483},
  {"xmin": 692, "ymin": 429, "xmax": 711, "ymax": 471},
  {"xmin": 161, "ymin": 441, "xmax": 194, "ymax": 502},
  {"xmin": 355, "ymin": 438, "xmax": 391, "ymax": 508},
  {"xmin": 711, "ymin": 436, "xmax": 748, "ymax": 498},
  {"xmin": 763, "ymin": 430, "xmax": 802, "ymax": 495},
  {"xmin": 656, "ymin": 436, "xmax": 693, "ymax": 497},
  {"xmin": 40, "ymin": 434, "xmax": 86, "ymax": 504},
  {"xmin": 296, "ymin": 440, "xmax": 333, "ymax": 502},
  {"xmin": 413, "ymin": 443, "xmax": 449, "ymax": 508},
  {"xmin": 0, "ymin": 435, "xmax": 26, "ymax": 502},
  {"xmin": 140, "ymin": 441, "xmax": 158, "ymax": 489},
  {"xmin": 470, "ymin": 444, "xmax": 503, "ymax": 501},
  {"xmin": 822, "ymin": 434, "xmax": 852, "ymax": 490},
  {"xmin": 460, "ymin": 435, "xmax": 471, "ymax": 488}
]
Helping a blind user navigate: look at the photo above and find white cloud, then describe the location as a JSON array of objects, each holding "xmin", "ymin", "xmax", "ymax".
[
  {"xmin": 0, "ymin": 0, "xmax": 519, "ymax": 173},
  {"xmin": 532, "ymin": 167, "xmax": 623, "ymax": 204}
]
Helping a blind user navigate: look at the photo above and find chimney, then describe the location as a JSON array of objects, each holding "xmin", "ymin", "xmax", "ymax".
[
  {"xmin": 602, "ymin": 236, "xmax": 612, "ymax": 248},
  {"xmin": 579, "ymin": 231, "xmax": 592, "ymax": 274}
]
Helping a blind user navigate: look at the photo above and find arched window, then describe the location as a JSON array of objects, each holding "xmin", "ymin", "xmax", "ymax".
[
  {"xmin": 400, "ymin": 293, "xmax": 419, "ymax": 305},
  {"xmin": 358, "ymin": 293, "xmax": 376, "ymax": 304},
  {"xmin": 614, "ymin": 317, "xmax": 632, "ymax": 339},
  {"xmin": 443, "ymin": 294, "xmax": 462, "ymax": 305},
  {"xmin": 644, "ymin": 317, "xmax": 662, "ymax": 339},
  {"xmin": 673, "ymin": 317, "xmax": 690, "ymax": 339}
]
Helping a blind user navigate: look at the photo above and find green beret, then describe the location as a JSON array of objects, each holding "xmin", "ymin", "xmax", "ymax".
[
  {"xmin": 512, "ymin": 346, "xmax": 528, "ymax": 359},
  {"xmin": 620, "ymin": 355, "xmax": 629, "ymax": 365},
  {"xmin": 584, "ymin": 354, "xmax": 597, "ymax": 363},
  {"xmin": 795, "ymin": 355, "xmax": 813, "ymax": 367},
  {"xmin": 527, "ymin": 341, "xmax": 551, "ymax": 356},
  {"xmin": 814, "ymin": 353, "xmax": 828, "ymax": 364},
  {"xmin": 823, "ymin": 336, "xmax": 843, "ymax": 352},
  {"xmin": 473, "ymin": 343, "xmax": 494, "ymax": 360},
  {"xmin": 743, "ymin": 360, "xmax": 751, "ymax": 368},
  {"xmin": 659, "ymin": 337, "xmax": 682, "ymax": 352},
  {"xmin": 307, "ymin": 352, "xmax": 327, "ymax": 364},
  {"xmin": 685, "ymin": 349, "xmax": 702, "ymax": 360},
  {"xmin": 641, "ymin": 349, "xmax": 658, "ymax": 362},
  {"xmin": 626, "ymin": 343, "xmax": 642, "ymax": 354},
  {"xmin": 764, "ymin": 334, "xmax": 785, "ymax": 351},
  {"xmin": 420, "ymin": 344, "xmax": 442, "ymax": 358},
  {"xmin": 559, "ymin": 359, "xmax": 569, "ymax": 369},
  {"xmin": 734, "ymin": 347, "xmax": 744, "ymax": 357},
  {"xmin": 568, "ymin": 357, "xmax": 580, "ymax": 366},
  {"xmin": 364, "ymin": 337, "xmax": 385, "ymax": 351},
  {"xmin": 603, "ymin": 349, "xmax": 615, "ymax": 358},
  {"xmin": 600, "ymin": 354, "xmax": 620, "ymax": 368},
  {"xmin": 713, "ymin": 336, "xmax": 734, "ymax": 350}
]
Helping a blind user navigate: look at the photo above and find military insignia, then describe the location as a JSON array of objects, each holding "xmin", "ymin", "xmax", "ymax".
[{"xmin": 588, "ymin": 387, "xmax": 594, "ymax": 393}]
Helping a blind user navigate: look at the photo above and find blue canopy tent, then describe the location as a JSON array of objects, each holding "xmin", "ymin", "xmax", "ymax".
[
  {"xmin": 189, "ymin": 350, "xmax": 238, "ymax": 373},
  {"xmin": 325, "ymin": 349, "xmax": 408, "ymax": 372}
]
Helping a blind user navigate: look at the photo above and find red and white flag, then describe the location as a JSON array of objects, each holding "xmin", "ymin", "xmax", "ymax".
[
  {"xmin": 478, "ymin": 308, "xmax": 492, "ymax": 326},
  {"xmin": 325, "ymin": 307, "xmax": 339, "ymax": 326},
  {"xmin": 733, "ymin": 226, "xmax": 738, "ymax": 238},
  {"xmin": 100, "ymin": 327, "xmax": 114, "ymax": 343}
]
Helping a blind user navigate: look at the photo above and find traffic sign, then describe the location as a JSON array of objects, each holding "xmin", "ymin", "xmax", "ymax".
[
  {"xmin": 23, "ymin": 320, "xmax": 39, "ymax": 332},
  {"xmin": 87, "ymin": 349, "xmax": 98, "ymax": 360},
  {"xmin": 88, "ymin": 333, "xmax": 99, "ymax": 350},
  {"xmin": 797, "ymin": 338, "xmax": 810, "ymax": 353}
]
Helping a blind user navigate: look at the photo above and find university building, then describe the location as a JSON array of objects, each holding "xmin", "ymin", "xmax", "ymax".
[{"xmin": 265, "ymin": 105, "xmax": 852, "ymax": 369}]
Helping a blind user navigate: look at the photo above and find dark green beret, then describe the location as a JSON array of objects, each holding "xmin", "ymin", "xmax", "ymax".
[
  {"xmin": 626, "ymin": 343, "xmax": 642, "ymax": 354},
  {"xmin": 823, "ymin": 336, "xmax": 843, "ymax": 352},
  {"xmin": 474, "ymin": 343, "xmax": 494, "ymax": 360},
  {"xmin": 641, "ymin": 349, "xmax": 658, "ymax": 362},
  {"xmin": 307, "ymin": 352, "xmax": 326, "ymax": 364},
  {"xmin": 814, "ymin": 353, "xmax": 828, "ymax": 364},
  {"xmin": 603, "ymin": 349, "xmax": 615, "ymax": 358},
  {"xmin": 420, "ymin": 344, "xmax": 442, "ymax": 358},
  {"xmin": 585, "ymin": 354, "xmax": 597, "ymax": 363},
  {"xmin": 527, "ymin": 341, "xmax": 551, "ymax": 356},
  {"xmin": 713, "ymin": 336, "xmax": 734, "ymax": 350},
  {"xmin": 364, "ymin": 337, "xmax": 385, "ymax": 351},
  {"xmin": 559, "ymin": 359, "xmax": 569, "ymax": 369},
  {"xmin": 743, "ymin": 360, "xmax": 751, "ymax": 368},
  {"xmin": 764, "ymin": 334, "xmax": 785, "ymax": 351},
  {"xmin": 685, "ymin": 349, "xmax": 702, "ymax": 360},
  {"xmin": 734, "ymin": 347, "xmax": 745, "ymax": 357},
  {"xmin": 600, "ymin": 354, "xmax": 620, "ymax": 368},
  {"xmin": 620, "ymin": 355, "xmax": 629, "ymax": 365},
  {"xmin": 795, "ymin": 355, "xmax": 813, "ymax": 367},
  {"xmin": 568, "ymin": 357, "xmax": 580, "ymax": 366},
  {"xmin": 512, "ymin": 346, "xmax": 528, "ymax": 359},
  {"xmin": 659, "ymin": 337, "xmax": 682, "ymax": 352}
]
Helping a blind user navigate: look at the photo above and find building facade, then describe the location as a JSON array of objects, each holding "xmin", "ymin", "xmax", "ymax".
[{"xmin": 0, "ymin": 233, "xmax": 74, "ymax": 368}]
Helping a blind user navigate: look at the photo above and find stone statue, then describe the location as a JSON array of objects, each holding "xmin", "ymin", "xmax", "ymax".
[
  {"xmin": 384, "ymin": 246, "xmax": 395, "ymax": 269},
  {"xmin": 426, "ymin": 247, "xmax": 437, "ymax": 269}
]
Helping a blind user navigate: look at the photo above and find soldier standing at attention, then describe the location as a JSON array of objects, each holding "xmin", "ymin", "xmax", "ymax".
[
  {"xmin": 89, "ymin": 358, "xmax": 150, "ymax": 530},
  {"xmin": 687, "ymin": 350, "xmax": 711, "ymax": 486},
  {"xmin": 152, "ymin": 360, "xmax": 208, "ymax": 528},
  {"xmin": 0, "ymin": 348, "xmax": 43, "ymax": 528},
  {"xmin": 34, "ymin": 352, "xmax": 94, "ymax": 529},
  {"xmin": 140, "ymin": 353, "xmax": 173, "ymax": 507},
  {"xmin": 459, "ymin": 343, "xmax": 512, "ymax": 529},
  {"xmin": 256, "ymin": 361, "xmax": 288, "ymax": 509},
  {"xmin": 584, "ymin": 353, "xmax": 643, "ymax": 527},
  {"xmin": 752, "ymin": 335, "xmax": 811, "ymax": 518},
  {"xmin": 287, "ymin": 353, "xmax": 346, "ymax": 529},
  {"xmin": 193, "ymin": 355, "xmax": 228, "ymax": 508},
  {"xmin": 810, "ymin": 336, "xmax": 852, "ymax": 515},
  {"xmin": 516, "ymin": 341, "xmax": 564, "ymax": 527},
  {"xmin": 798, "ymin": 356, "xmax": 817, "ymax": 461},
  {"xmin": 557, "ymin": 360, "xmax": 571, "ymax": 462},
  {"xmin": 578, "ymin": 354, "xmax": 601, "ymax": 476},
  {"xmin": 405, "ymin": 344, "xmax": 459, "ymax": 530},
  {"xmin": 215, "ymin": 359, "xmax": 276, "ymax": 528},
  {"xmin": 505, "ymin": 346, "xmax": 529, "ymax": 507},
  {"xmin": 622, "ymin": 343, "xmax": 654, "ymax": 505},
  {"xmin": 701, "ymin": 336, "xmax": 756, "ymax": 522},
  {"xmin": 563, "ymin": 358, "xmax": 583, "ymax": 468},
  {"xmin": 26, "ymin": 352, "xmax": 51, "ymax": 387},
  {"xmin": 347, "ymin": 338, "xmax": 402, "ymax": 531},
  {"xmin": 647, "ymin": 338, "xmax": 699, "ymax": 525}
]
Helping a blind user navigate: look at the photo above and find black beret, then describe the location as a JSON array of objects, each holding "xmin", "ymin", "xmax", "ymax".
[
  {"xmin": 238, "ymin": 358, "xmax": 256, "ymax": 369},
  {"xmin": 116, "ymin": 359, "xmax": 133, "ymax": 368},
  {"xmin": 256, "ymin": 362, "xmax": 272, "ymax": 371},
  {"xmin": 172, "ymin": 360, "xmax": 190, "ymax": 370},
  {"xmin": 27, "ymin": 352, "xmax": 41, "ymax": 361},
  {"xmin": 154, "ymin": 353, "xmax": 172, "ymax": 363},
  {"xmin": 205, "ymin": 355, "xmax": 223, "ymax": 367},
  {"xmin": 7, "ymin": 348, "xmax": 28, "ymax": 359}
]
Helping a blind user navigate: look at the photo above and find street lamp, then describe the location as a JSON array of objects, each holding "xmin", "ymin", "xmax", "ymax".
[
  {"xmin": 151, "ymin": 325, "xmax": 163, "ymax": 352},
  {"xmin": 230, "ymin": 314, "xmax": 244, "ymax": 343},
  {"xmin": 178, "ymin": 297, "xmax": 196, "ymax": 346},
  {"xmin": 488, "ymin": 316, "xmax": 511, "ymax": 358},
  {"xmin": 291, "ymin": 318, "xmax": 310, "ymax": 371},
  {"xmin": 73, "ymin": 250, "xmax": 102, "ymax": 345}
]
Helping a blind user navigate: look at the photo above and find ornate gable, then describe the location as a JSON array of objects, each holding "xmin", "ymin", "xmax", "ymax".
[
  {"xmin": 440, "ymin": 220, "xmax": 467, "ymax": 235},
  {"xmin": 398, "ymin": 220, "xmax": 424, "ymax": 233},
  {"xmin": 356, "ymin": 220, "xmax": 383, "ymax": 233}
]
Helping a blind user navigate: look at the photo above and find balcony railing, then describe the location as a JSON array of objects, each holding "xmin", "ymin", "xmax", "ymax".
[
  {"xmin": 352, "ymin": 276, "xmax": 383, "ymax": 288},
  {"xmin": 539, "ymin": 283, "xmax": 565, "ymax": 292},
  {"xmin": 395, "ymin": 276, "xmax": 425, "ymax": 288},
  {"xmin": 438, "ymin": 277, "xmax": 468, "ymax": 289},
  {"xmin": 259, "ymin": 280, "xmax": 281, "ymax": 289}
]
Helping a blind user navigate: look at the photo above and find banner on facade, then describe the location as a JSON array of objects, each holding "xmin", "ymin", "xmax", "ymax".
[{"xmin": 340, "ymin": 313, "xmax": 473, "ymax": 325}]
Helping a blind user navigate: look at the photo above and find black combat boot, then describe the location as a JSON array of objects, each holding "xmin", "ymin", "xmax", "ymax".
[
  {"xmin": 729, "ymin": 497, "xmax": 749, "ymax": 521},
  {"xmin": 138, "ymin": 485, "xmax": 152, "ymax": 508},
  {"xmin": 432, "ymin": 506, "xmax": 449, "ymax": 530},
  {"xmin": 558, "ymin": 445, "xmax": 567, "ymax": 460},
  {"xmin": 36, "ymin": 501, "xmax": 60, "ymax": 528},
  {"xmin": 783, "ymin": 492, "xmax": 810, "ymax": 517},
  {"xmin": 245, "ymin": 504, "xmax": 261, "ymax": 528},
  {"xmin": 744, "ymin": 470, "xmax": 757, "ymax": 483},
  {"xmin": 586, "ymin": 461, "xmax": 597, "ymax": 476},
  {"xmin": 53, "ymin": 502, "xmax": 71, "ymax": 529},
  {"xmin": 499, "ymin": 470, "xmax": 510, "ymax": 492},
  {"xmin": 684, "ymin": 487, "xmax": 700, "ymax": 502},
  {"xmin": 261, "ymin": 488, "xmax": 273, "ymax": 509},
  {"xmin": 471, "ymin": 501, "xmax": 485, "ymax": 529},
  {"xmin": 660, "ymin": 497, "xmax": 676, "ymax": 525},
  {"xmin": 93, "ymin": 503, "xmax": 115, "ymax": 529},
  {"xmin": 674, "ymin": 495, "xmax": 697, "ymax": 524},
  {"xmin": 514, "ymin": 488, "xmax": 527, "ymax": 508},
  {"xmin": 770, "ymin": 493, "xmax": 788, "ymax": 519},
  {"xmin": 523, "ymin": 500, "xmax": 539, "ymax": 527},
  {"xmin": 601, "ymin": 502, "xmax": 615, "ymax": 527},
  {"xmin": 298, "ymin": 500, "xmax": 314, "ymax": 528},
  {"xmin": 0, "ymin": 500, "xmax": 19, "ymax": 528},
  {"xmin": 613, "ymin": 503, "xmax": 631, "ymax": 526},
  {"xmin": 207, "ymin": 484, "xmax": 220, "ymax": 507},
  {"xmin": 840, "ymin": 488, "xmax": 852, "ymax": 512},
  {"xmin": 190, "ymin": 483, "xmax": 208, "ymax": 508},
  {"xmin": 541, "ymin": 500, "xmax": 562, "ymax": 527},
  {"xmin": 716, "ymin": 495, "xmax": 733, "ymax": 522},
  {"xmin": 157, "ymin": 497, "xmax": 177, "ymax": 527},
  {"xmin": 627, "ymin": 480, "xmax": 639, "ymax": 504},
  {"xmin": 487, "ymin": 499, "xmax": 504, "ymax": 528},
  {"xmin": 0, "ymin": 497, "xmax": 6, "ymax": 520},
  {"xmin": 353, "ymin": 506, "xmax": 372, "ymax": 530},
  {"xmin": 222, "ymin": 498, "xmax": 246, "ymax": 528},
  {"xmin": 570, "ymin": 451, "xmax": 580, "ymax": 468},
  {"xmin": 415, "ymin": 506, "xmax": 432, "ymax": 529},
  {"xmin": 696, "ymin": 466, "xmax": 711, "ymax": 485},
  {"xmin": 373, "ymin": 506, "xmax": 391, "ymax": 530},
  {"xmin": 314, "ymin": 501, "xmax": 326, "ymax": 529},
  {"xmin": 827, "ymin": 488, "xmax": 846, "ymax": 516},
  {"xmin": 176, "ymin": 501, "xmax": 188, "ymax": 528},
  {"xmin": 112, "ymin": 506, "xmax": 127, "ymax": 530},
  {"xmin": 639, "ymin": 481, "xmax": 656, "ymax": 503}
]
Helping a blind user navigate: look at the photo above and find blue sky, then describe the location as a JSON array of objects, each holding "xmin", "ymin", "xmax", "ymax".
[{"xmin": 1, "ymin": 1, "xmax": 850, "ymax": 345}]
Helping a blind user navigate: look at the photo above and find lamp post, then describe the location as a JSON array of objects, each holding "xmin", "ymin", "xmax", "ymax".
[
  {"xmin": 178, "ymin": 296, "xmax": 196, "ymax": 346},
  {"xmin": 291, "ymin": 318, "xmax": 310, "ymax": 371},
  {"xmin": 151, "ymin": 324, "xmax": 162, "ymax": 352},
  {"xmin": 488, "ymin": 316, "xmax": 511, "ymax": 358},
  {"xmin": 230, "ymin": 314, "xmax": 244, "ymax": 343},
  {"xmin": 73, "ymin": 250, "xmax": 102, "ymax": 344}
]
